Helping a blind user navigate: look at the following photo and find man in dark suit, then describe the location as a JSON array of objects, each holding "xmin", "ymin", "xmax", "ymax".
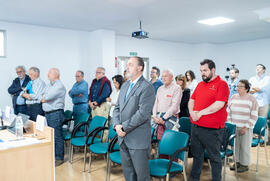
[
  {"xmin": 113, "ymin": 56, "xmax": 155, "ymax": 181},
  {"xmin": 8, "ymin": 66, "xmax": 30, "ymax": 115}
]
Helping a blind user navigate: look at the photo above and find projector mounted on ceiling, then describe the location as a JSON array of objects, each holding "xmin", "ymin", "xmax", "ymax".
[{"xmin": 132, "ymin": 21, "xmax": 149, "ymax": 39}]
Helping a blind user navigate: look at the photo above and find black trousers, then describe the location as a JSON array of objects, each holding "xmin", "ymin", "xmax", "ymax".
[
  {"xmin": 27, "ymin": 103, "xmax": 44, "ymax": 121},
  {"xmin": 190, "ymin": 124, "xmax": 223, "ymax": 181}
]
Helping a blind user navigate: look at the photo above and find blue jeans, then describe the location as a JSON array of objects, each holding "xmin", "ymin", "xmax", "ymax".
[
  {"xmin": 73, "ymin": 103, "xmax": 89, "ymax": 117},
  {"xmin": 27, "ymin": 103, "xmax": 44, "ymax": 121},
  {"xmin": 15, "ymin": 105, "xmax": 27, "ymax": 115},
  {"xmin": 45, "ymin": 110, "xmax": 64, "ymax": 160}
]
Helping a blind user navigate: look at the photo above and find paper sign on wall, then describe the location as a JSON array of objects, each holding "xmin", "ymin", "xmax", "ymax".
[{"xmin": 36, "ymin": 115, "xmax": 47, "ymax": 132}]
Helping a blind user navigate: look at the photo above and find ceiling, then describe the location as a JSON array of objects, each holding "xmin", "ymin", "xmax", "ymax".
[{"xmin": 0, "ymin": 0, "xmax": 270, "ymax": 44}]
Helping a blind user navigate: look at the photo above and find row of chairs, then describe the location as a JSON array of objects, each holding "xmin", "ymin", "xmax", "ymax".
[{"xmin": 61, "ymin": 110, "xmax": 269, "ymax": 180}]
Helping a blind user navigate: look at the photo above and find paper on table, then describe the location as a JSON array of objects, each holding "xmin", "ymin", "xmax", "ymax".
[
  {"xmin": 36, "ymin": 115, "xmax": 48, "ymax": 132},
  {"xmin": 5, "ymin": 106, "xmax": 11, "ymax": 119},
  {"xmin": 0, "ymin": 137, "xmax": 42, "ymax": 150}
]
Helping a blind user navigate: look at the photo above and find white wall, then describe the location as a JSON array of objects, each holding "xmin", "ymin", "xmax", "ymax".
[
  {"xmin": 0, "ymin": 21, "xmax": 92, "ymax": 110},
  {"xmin": 1, "ymin": 21, "xmax": 270, "ymax": 111},
  {"xmin": 116, "ymin": 35, "xmax": 270, "ymax": 81},
  {"xmin": 215, "ymin": 38, "xmax": 270, "ymax": 80}
]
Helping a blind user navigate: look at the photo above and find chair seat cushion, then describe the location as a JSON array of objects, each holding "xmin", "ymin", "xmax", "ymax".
[
  {"xmin": 71, "ymin": 136, "xmax": 101, "ymax": 146},
  {"xmin": 110, "ymin": 151, "xmax": 122, "ymax": 165},
  {"xmin": 149, "ymin": 159, "xmax": 183, "ymax": 177},
  {"xmin": 90, "ymin": 143, "xmax": 109, "ymax": 154},
  {"xmin": 252, "ymin": 138, "xmax": 264, "ymax": 147}
]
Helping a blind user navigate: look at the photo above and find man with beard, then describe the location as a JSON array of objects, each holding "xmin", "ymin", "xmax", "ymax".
[
  {"xmin": 188, "ymin": 59, "xmax": 229, "ymax": 181},
  {"xmin": 113, "ymin": 56, "xmax": 155, "ymax": 181},
  {"xmin": 227, "ymin": 68, "xmax": 239, "ymax": 100}
]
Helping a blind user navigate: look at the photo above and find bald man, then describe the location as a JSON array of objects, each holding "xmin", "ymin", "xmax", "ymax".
[{"xmin": 41, "ymin": 68, "xmax": 66, "ymax": 166}]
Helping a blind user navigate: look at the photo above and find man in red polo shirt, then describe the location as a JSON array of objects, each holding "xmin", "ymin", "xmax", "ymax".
[{"xmin": 188, "ymin": 59, "xmax": 229, "ymax": 181}]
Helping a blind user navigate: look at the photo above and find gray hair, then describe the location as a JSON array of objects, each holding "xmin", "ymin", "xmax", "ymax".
[
  {"xmin": 163, "ymin": 69, "xmax": 174, "ymax": 77},
  {"xmin": 97, "ymin": 67, "xmax": 105, "ymax": 74},
  {"xmin": 77, "ymin": 70, "xmax": 84, "ymax": 77},
  {"xmin": 16, "ymin": 65, "xmax": 26, "ymax": 72},
  {"xmin": 29, "ymin": 67, "xmax": 40, "ymax": 75}
]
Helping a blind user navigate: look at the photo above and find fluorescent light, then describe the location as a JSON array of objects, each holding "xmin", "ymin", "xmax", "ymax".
[{"xmin": 198, "ymin": 17, "xmax": 235, "ymax": 26}]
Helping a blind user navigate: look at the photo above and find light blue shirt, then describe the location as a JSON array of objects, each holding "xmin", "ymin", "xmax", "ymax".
[
  {"xmin": 227, "ymin": 78, "xmax": 239, "ymax": 100},
  {"xmin": 26, "ymin": 78, "xmax": 46, "ymax": 104},
  {"xmin": 42, "ymin": 80, "xmax": 66, "ymax": 112},
  {"xmin": 249, "ymin": 73, "xmax": 270, "ymax": 107},
  {"xmin": 69, "ymin": 80, "xmax": 88, "ymax": 104},
  {"xmin": 16, "ymin": 77, "xmax": 26, "ymax": 105}
]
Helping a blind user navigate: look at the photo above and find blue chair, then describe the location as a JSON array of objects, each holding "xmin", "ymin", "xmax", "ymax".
[
  {"xmin": 69, "ymin": 115, "xmax": 107, "ymax": 166},
  {"xmin": 149, "ymin": 130, "xmax": 189, "ymax": 181},
  {"xmin": 87, "ymin": 124, "xmax": 118, "ymax": 172},
  {"xmin": 252, "ymin": 116, "xmax": 269, "ymax": 172},
  {"xmin": 63, "ymin": 112, "xmax": 90, "ymax": 141},
  {"xmin": 61, "ymin": 110, "xmax": 73, "ymax": 137},
  {"xmin": 179, "ymin": 117, "xmax": 191, "ymax": 135},
  {"xmin": 204, "ymin": 123, "xmax": 236, "ymax": 180},
  {"xmin": 106, "ymin": 135, "xmax": 121, "ymax": 181}
]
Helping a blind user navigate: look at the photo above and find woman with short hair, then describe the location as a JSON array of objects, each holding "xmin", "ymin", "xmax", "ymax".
[{"xmin": 227, "ymin": 79, "xmax": 259, "ymax": 173}]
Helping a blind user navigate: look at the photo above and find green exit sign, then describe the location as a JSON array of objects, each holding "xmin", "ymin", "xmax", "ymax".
[{"xmin": 129, "ymin": 52, "xmax": 138, "ymax": 56}]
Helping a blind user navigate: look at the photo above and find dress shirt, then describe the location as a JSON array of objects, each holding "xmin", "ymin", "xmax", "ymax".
[
  {"xmin": 42, "ymin": 80, "xmax": 66, "ymax": 112},
  {"xmin": 152, "ymin": 82, "xmax": 182, "ymax": 119},
  {"xmin": 26, "ymin": 78, "xmax": 46, "ymax": 104},
  {"xmin": 69, "ymin": 80, "xmax": 88, "ymax": 104},
  {"xmin": 249, "ymin": 73, "xmax": 270, "ymax": 107}
]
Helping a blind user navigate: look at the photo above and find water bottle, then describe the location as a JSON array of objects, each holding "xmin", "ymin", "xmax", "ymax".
[{"xmin": 15, "ymin": 116, "xmax": 24, "ymax": 138}]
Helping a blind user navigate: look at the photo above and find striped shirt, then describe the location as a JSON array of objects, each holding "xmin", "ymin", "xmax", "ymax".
[{"xmin": 227, "ymin": 93, "xmax": 259, "ymax": 128}]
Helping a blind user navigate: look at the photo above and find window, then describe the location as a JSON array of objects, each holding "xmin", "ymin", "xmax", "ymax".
[{"xmin": 0, "ymin": 30, "xmax": 6, "ymax": 57}]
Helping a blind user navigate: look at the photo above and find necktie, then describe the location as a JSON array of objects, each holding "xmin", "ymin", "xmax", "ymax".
[{"xmin": 125, "ymin": 82, "xmax": 134, "ymax": 101}]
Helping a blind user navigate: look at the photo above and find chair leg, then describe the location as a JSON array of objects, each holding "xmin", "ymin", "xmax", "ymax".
[
  {"xmin": 264, "ymin": 142, "xmax": 269, "ymax": 166},
  {"xmin": 256, "ymin": 144, "xmax": 260, "ymax": 172},
  {"xmin": 88, "ymin": 152, "xmax": 92, "ymax": 173},
  {"xmin": 106, "ymin": 159, "xmax": 111, "ymax": 181},
  {"xmin": 69, "ymin": 145, "xmax": 74, "ymax": 163},
  {"xmin": 183, "ymin": 164, "xmax": 188, "ymax": 181},
  {"xmin": 83, "ymin": 145, "xmax": 87, "ymax": 172},
  {"xmin": 207, "ymin": 159, "xmax": 211, "ymax": 171},
  {"xmin": 166, "ymin": 173, "xmax": 170, "ymax": 181}
]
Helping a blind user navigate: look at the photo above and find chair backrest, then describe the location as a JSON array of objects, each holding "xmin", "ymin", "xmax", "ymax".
[
  {"xmin": 224, "ymin": 122, "xmax": 236, "ymax": 147},
  {"xmin": 179, "ymin": 117, "xmax": 191, "ymax": 135},
  {"xmin": 73, "ymin": 113, "xmax": 90, "ymax": 126},
  {"xmin": 108, "ymin": 124, "xmax": 117, "ymax": 140},
  {"xmin": 64, "ymin": 110, "xmax": 73, "ymax": 120},
  {"xmin": 253, "ymin": 116, "xmax": 267, "ymax": 136},
  {"xmin": 159, "ymin": 130, "xmax": 189, "ymax": 161},
  {"xmin": 89, "ymin": 116, "xmax": 107, "ymax": 136}
]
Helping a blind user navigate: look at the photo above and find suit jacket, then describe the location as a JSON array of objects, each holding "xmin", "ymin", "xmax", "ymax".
[
  {"xmin": 113, "ymin": 76, "xmax": 155, "ymax": 149},
  {"xmin": 8, "ymin": 75, "xmax": 31, "ymax": 108}
]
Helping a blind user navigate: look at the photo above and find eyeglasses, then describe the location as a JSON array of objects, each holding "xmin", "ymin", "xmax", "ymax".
[
  {"xmin": 96, "ymin": 72, "xmax": 103, "ymax": 74},
  {"xmin": 236, "ymin": 85, "xmax": 245, "ymax": 88},
  {"xmin": 16, "ymin": 71, "xmax": 23, "ymax": 74}
]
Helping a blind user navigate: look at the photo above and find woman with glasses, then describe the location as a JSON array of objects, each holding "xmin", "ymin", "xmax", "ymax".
[
  {"xmin": 227, "ymin": 79, "xmax": 258, "ymax": 173},
  {"xmin": 175, "ymin": 74, "xmax": 190, "ymax": 118}
]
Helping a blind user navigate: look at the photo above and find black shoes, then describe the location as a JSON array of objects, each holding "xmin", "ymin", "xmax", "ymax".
[
  {"xmin": 230, "ymin": 162, "xmax": 249, "ymax": 173},
  {"xmin": 237, "ymin": 165, "xmax": 249, "ymax": 173}
]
